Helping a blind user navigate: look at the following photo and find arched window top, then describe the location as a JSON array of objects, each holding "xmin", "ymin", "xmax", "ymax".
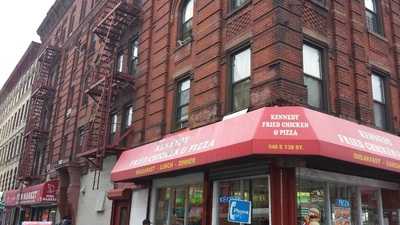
[
  {"xmin": 182, "ymin": 0, "xmax": 193, "ymax": 23},
  {"xmin": 180, "ymin": 0, "xmax": 194, "ymax": 42}
]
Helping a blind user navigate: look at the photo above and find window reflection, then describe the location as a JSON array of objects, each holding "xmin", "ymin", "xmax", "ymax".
[
  {"xmin": 155, "ymin": 185, "xmax": 203, "ymax": 225},
  {"xmin": 217, "ymin": 177, "xmax": 270, "ymax": 225}
]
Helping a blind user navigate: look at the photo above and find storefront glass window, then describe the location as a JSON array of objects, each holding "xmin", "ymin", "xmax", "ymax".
[
  {"xmin": 156, "ymin": 188, "xmax": 172, "ymax": 225},
  {"xmin": 217, "ymin": 177, "xmax": 270, "ymax": 225},
  {"xmin": 382, "ymin": 189, "xmax": 400, "ymax": 225},
  {"xmin": 330, "ymin": 184, "xmax": 359, "ymax": 225},
  {"xmin": 361, "ymin": 189, "xmax": 380, "ymax": 225},
  {"xmin": 188, "ymin": 185, "xmax": 203, "ymax": 225},
  {"xmin": 296, "ymin": 169, "xmax": 394, "ymax": 225},
  {"xmin": 155, "ymin": 185, "xmax": 203, "ymax": 225},
  {"xmin": 172, "ymin": 187, "xmax": 186, "ymax": 225},
  {"xmin": 297, "ymin": 179, "xmax": 327, "ymax": 225}
]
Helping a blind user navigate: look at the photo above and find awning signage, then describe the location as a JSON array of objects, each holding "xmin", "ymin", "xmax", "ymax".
[
  {"xmin": 111, "ymin": 107, "xmax": 400, "ymax": 181},
  {"xmin": 4, "ymin": 181, "xmax": 58, "ymax": 207}
]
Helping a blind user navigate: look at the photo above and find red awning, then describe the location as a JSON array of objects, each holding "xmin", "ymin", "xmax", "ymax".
[
  {"xmin": 107, "ymin": 188, "xmax": 132, "ymax": 200},
  {"xmin": 4, "ymin": 180, "xmax": 58, "ymax": 207},
  {"xmin": 111, "ymin": 107, "xmax": 400, "ymax": 182}
]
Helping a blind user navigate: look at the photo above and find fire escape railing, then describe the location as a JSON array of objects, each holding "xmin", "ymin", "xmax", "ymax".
[
  {"xmin": 77, "ymin": 0, "xmax": 139, "ymax": 169},
  {"xmin": 18, "ymin": 46, "xmax": 59, "ymax": 182}
]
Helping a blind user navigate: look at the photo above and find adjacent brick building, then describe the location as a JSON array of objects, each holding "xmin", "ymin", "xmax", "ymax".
[{"xmin": 3, "ymin": 0, "xmax": 400, "ymax": 224}]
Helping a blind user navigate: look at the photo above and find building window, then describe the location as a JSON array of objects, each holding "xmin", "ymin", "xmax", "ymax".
[
  {"xmin": 129, "ymin": 38, "xmax": 139, "ymax": 75},
  {"xmin": 72, "ymin": 49, "xmax": 79, "ymax": 72},
  {"xmin": 303, "ymin": 43, "xmax": 324, "ymax": 109},
  {"xmin": 80, "ymin": 0, "xmax": 87, "ymax": 22},
  {"xmin": 230, "ymin": 47, "xmax": 251, "ymax": 112},
  {"xmin": 371, "ymin": 74, "xmax": 387, "ymax": 129},
  {"xmin": 117, "ymin": 53, "xmax": 124, "ymax": 73},
  {"xmin": 110, "ymin": 113, "xmax": 118, "ymax": 143},
  {"xmin": 155, "ymin": 184, "xmax": 203, "ymax": 225},
  {"xmin": 81, "ymin": 79, "xmax": 89, "ymax": 106},
  {"xmin": 365, "ymin": 0, "xmax": 383, "ymax": 35},
  {"xmin": 231, "ymin": 0, "xmax": 248, "ymax": 11},
  {"xmin": 68, "ymin": 9, "xmax": 76, "ymax": 36},
  {"xmin": 77, "ymin": 126, "xmax": 85, "ymax": 148},
  {"xmin": 180, "ymin": 0, "xmax": 194, "ymax": 42},
  {"xmin": 310, "ymin": 0, "xmax": 327, "ymax": 7},
  {"xmin": 89, "ymin": 33, "xmax": 97, "ymax": 52},
  {"xmin": 123, "ymin": 105, "xmax": 134, "ymax": 130},
  {"xmin": 66, "ymin": 86, "xmax": 74, "ymax": 117},
  {"xmin": 361, "ymin": 189, "xmax": 381, "ymax": 225},
  {"xmin": 175, "ymin": 78, "xmax": 191, "ymax": 129}
]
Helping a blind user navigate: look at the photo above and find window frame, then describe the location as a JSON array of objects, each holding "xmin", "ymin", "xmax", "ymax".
[
  {"xmin": 371, "ymin": 72, "xmax": 390, "ymax": 130},
  {"xmin": 109, "ymin": 112, "xmax": 118, "ymax": 143},
  {"xmin": 81, "ymin": 77, "xmax": 89, "ymax": 107},
  {"xmin": 80, "ymin": 0, "xmax": 87, "ymax": 22},
  {"xmin": 116, "ymin": 52, "xmax": 125, "ymax": 73},
  {"xmin": 302, "ymin": 41, "xmax": 329, "ymax": 112},
  {"xmin": 77, "ymin": 126, "xmax": 86, "ymax": 150},
  {"xmin": 365, "ymin": 0, "xmax": 384, "ymax": 36},
  {"xmin": 227, "ymin": 45, "xmax": 252, "ymax": 114},
  {"xmin": 122, "ymin": 104, "xmax": 134, "ymax": 132},
  {"xmin": 89, "ymin": 32, "xmax": 97, "ymax": 53},
  {"xmin": 179, "ymin": 0, "xmax": 194, "ymax": 43},
  {"xmin": 68, "ymin": 8, "xmax": 76, "ymax": 36},
  {"xmin": 310, "ymin": 0, "xmax": 328, "ymax": 9},
  {"xmin": 230, "ymin": 0, "xmax": 250, "ymax": 12},
  {"xmin": 128, "ymin": 37, "xmax": 139, "ymax": 75},
  {"xmin": 174, "ymin": 75, "xmax": 192, "ymax": 130}
]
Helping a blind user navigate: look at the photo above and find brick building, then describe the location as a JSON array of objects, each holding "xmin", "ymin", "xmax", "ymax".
[
  {"xmin": 0, "ymin": 42, "xmax": 43, "ymax": 225},
  {"xmin": 4, "ymin": 0, "xmax": 400, "ymax": 225}
]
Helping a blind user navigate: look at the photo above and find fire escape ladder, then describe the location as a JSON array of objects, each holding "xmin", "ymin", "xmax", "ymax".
[
  {"xmin": 19, "ymin": 46, "xmax": 59, "ymax": 182},
  {"xmin": 81, "ymin": 0, "xmax": 139, "ymax": 170}
]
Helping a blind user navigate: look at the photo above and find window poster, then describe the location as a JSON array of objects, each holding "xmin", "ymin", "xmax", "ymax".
[
  {"xmin": 298, "ymin": 189, "xmax": 324, "ymax": 225},
  {"xmin": 333, "ymin": 199, "xmax": 352, "ymax": 225},
  {"xmin": 302, "ymin": 207, "xmax": 322, "ymax": 225}
]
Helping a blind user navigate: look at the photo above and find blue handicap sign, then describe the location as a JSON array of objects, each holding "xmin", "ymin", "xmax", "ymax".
[{"xmin": 228, "ymin": 199, "xmax": 252, "ymax": 224}]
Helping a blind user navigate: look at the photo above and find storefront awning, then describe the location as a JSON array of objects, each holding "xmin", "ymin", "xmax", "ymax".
[
  {"xmin": 4, "ymin": 180, "xmax": 58, "ymax": 207},
  {"xmin": 111, "ymin": 107, "xmax": 400, "ymax": 182}
]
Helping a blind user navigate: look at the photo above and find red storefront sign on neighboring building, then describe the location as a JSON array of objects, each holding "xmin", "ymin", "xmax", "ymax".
[
  {"xmin": 111, "ymin": 107, "xmax": 400, "ymax": 181},
  {"xmin": 4, "ymin": 181, "xmax": 58, "ymax": 207}
]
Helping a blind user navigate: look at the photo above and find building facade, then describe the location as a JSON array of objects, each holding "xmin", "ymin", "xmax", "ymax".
[
  {"xmin": 2, "ymin": 0, "xmax": 400, "ymax": 225},
  {"xmin": 0, "ymin": 42, "xmax": 41, "ymax": 225}
]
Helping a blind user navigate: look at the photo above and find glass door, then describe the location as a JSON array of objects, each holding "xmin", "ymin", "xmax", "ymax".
[
  {"xmin": 213, "ymin": 176, "xmax": 270, "ymax": 225},
  {"xmin": 155, "ymin": 184, "xmax": 203, "ymax": 225},
  {"xmin": 112, "ymin": 200, "xmax": 131, "ymax": 225}
]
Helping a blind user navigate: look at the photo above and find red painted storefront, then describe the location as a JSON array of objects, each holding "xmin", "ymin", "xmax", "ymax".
[
  {"xmin": 4, "ymin": 181, "xmax": 58, "ymax": 224},
  {"xmin": 110, "ymin": 107, "xmax": 400, "ymax": 225}
]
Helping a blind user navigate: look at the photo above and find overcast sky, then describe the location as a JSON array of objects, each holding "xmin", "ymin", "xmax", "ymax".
[{"xmin": 0, "ymin": 1, "xmax": 55, "ymax": 89}]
